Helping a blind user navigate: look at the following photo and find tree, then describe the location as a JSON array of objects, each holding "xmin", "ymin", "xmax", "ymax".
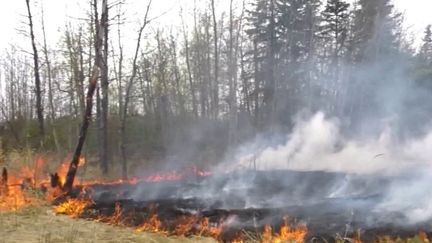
[
  {"xmin": 228, "ymin": 0, "xmax": 245, "ymax": 145},
  {"xmin": 245, "ymin": 0, "xmax": 278, "ymax": 128},
  {"xmin": 181, "ymin": 10, "xmax": 198, "ymax": 118},
  {"xmin": 415, "ymin": 25, "xmax": 432, "ymax": 90},
  {"xmin": 419, "ymin": 25, "xmax": 432, "ymax": 63},
  {"xmin": 211, "ymin": 0, "xmax": 219, "ymax": 119},
  {"xmin": 25, "ymin": 0, "xmax": 45, "ymax": 141},
  {"xmin": 349, "ymin": 0, "xmax": 402, "ymax": 63},
  {"xmin": 119, "ymin": 0, "xmax": 152, "ymax": 179},
  {"xmin": 94, "ymin": 0, "xmax": 110, "ymax": 174},
  {"xmin": 319, "ymin": 0, "xmax": 350, "ymax": 114},
  {"xmin": 344, "ymin": 0, "xmax": 405, "ymax": 123},
  {"xmin": 41, "ymin": 2, "xmax": 61, "ymax": 151},
  {"xmin": 63, "ymin": 68, "xmax": 99, "ymax": 191},
  {"xmin": 320, "ymin": 0, "xmax": 350, "ymax": 72}
]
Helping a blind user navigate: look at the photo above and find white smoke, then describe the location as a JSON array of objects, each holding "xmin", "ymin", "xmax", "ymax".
[
  {"xmin": 225, "ymin": 112, "xmax": 432, "ymax": 175},
  {"xmin": 217, "ymin": 111, "xmax": 432, "ymax": 224}
]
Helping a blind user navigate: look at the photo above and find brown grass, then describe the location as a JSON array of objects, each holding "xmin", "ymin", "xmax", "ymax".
[
  {"xmin": 0, "ymin": 205, "xmax": 217, "ymax": 243},
  {"xmin": 0, "ymin": 150, "xmax": 217, "ymax": 242}
]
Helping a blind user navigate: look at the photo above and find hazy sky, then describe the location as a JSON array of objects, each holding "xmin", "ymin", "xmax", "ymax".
[{"xmin": 0, "ymin": 0, "xmax": 431, "ymax": 53}]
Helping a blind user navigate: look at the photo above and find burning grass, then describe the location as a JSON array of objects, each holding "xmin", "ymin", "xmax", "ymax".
[
  {"xmin": 53, "ymin": 196, "xmax": 309, "ymax": 243},
  {"xmin": 0, "ymin": 205, "xmax": 216, "ymax": 243},
  {"xmin": 1, "ymin": 151, "xmax": 432, "ymax": 243}
]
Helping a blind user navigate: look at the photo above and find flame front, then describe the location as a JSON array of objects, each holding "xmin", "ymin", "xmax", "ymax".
[
  {"xmin": 0, "ymin": 157, "xmax": 307, "ymax": 243},
  {"xmin": 0, "ymin": 173, "xmax": 31, "ymax": 211},
  {"xmin": 261, "ymin": 217, "xmax": 307, "ymax": 243},
  {"xmin": 53, "ymin": 198, "xmax": 91, "ymax": 218},
  {"xmin": 135, "ymin": 204, "xmax": 165, "ymax": 233}
]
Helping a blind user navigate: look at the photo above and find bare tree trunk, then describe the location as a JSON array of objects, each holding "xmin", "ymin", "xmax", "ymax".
[
  {"xmin": 98, "ymin": 0, "xmax": 109, "ymax": 174},
  {"xmin": 181, "ymin": 14, "xmax": 198, "ymax": 118},
  {"xmin": 25, "ymin": 0, "xmax": 44, "ymax": 141},
  {"xmin": 211, "ymin": 0, "xmax": 219, "ymax": 119},
  {"xmin": 41, "ymin": 3, "xmax": 60, "ymax": 152},
  {"xmin": 228, "ymin": 0, "xmax": 236, "ymax": 145},
  {"xmin": 119, "ymin": 1, "xmax": 151, "ymax": 179},
  {"xmin": 63, "ymin": 68, "xmax": 99, "ymax": 191},
  {"xmin": 253, "ymin": 39, "xmax": 259, "ymax": 127},
  {"xmin": 266, "ymin": 0, "xmax": 276, "ymax": 130},
  {"xmin": 77, "ymin": 29, "xmax": 86, "ymax": 116},
  {"xmin": 193, "ymin": 1, "xmax": 207, "ymax": 117},
  {"xmin": 114, "ymin": 7, "xmax": 124, "ymax": 119},
  {"xmin": 64, "ymin": 0, "xmax": 106, "ymax": 191},
  {"xmin": 170, "ymin": 34, "xmax": 185, "ymax": 116}
]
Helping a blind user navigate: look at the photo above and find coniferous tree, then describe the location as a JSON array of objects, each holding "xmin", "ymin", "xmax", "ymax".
[
  {"xmin": 419, "ymin": 25, "xmax": 432, "ymax": 63},
  {"xmin": 415, "ymin": 25, "xmax": 432, "ymax": 90},
  {"xmin": 319, "ymin": 0, "xmax": 350, "ymax": 114}
]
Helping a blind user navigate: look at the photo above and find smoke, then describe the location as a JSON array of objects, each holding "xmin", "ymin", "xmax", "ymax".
[
  {"xmin": 212, "ymin": 111, "xmax": 432, "ymax": 225},
  {"xmin": 222, "ymin": 112, "xmax": 432, "ymax": 174},
  {"xmin": 127, "ymin": 0, "xmax": 432, "ymax": 230}
]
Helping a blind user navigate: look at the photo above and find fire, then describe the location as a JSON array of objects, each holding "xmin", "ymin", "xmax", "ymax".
[
  {"xmin": 0, "ymin": 155, "xmax": 89, "ymax": 212},
  {"xmin": 78, "ymin": 156, "xmax": 86, "ymax": 166},
  {"xmin": 135, "ymin": 206, "xmax": 164, "ymax": 233},
  {"xmin": 103, "ymin": 202, "xmax": 124, "ymax": 226},
  {"xmin": 143, "ymin": 166, "xmax": 212, "ymax": 183},
  {"xmin": 0, "ymin": 156, "xmax": 306, "ymax": 243},
  {"xmin": 3, "ymin": 155, "xmax": 432, "ymax": 243},
  {"xmin": 418, "ymin": 231, "xmax": 429, "ymax": 243},
  {"xmin": 53, "ymin": 197, "xmax": 91, "ymax": 218},
  {"xmin": 0, "ymin": 172, "xmax": 31, "ymax": 211},
  {"xmin": 80, "ymin": 166, "xmax": 211, "ymax": 187},
  {"xmin": 173, "ymin": 215, "xmax": 197, "ymax": 236},
  {"xmin": 196, "ymin": 217, "xmax": 223, "ymax": 239},
  {"xmin": 0, "ymin": 164, "xmax": 43, "ymax": 211},
  {"xmin": 230, "ymin": 232, "xmax": 245, "ymax": 243},
  {"xmin": 261, "ymin": 217, "xmax": 307, "ymax": 243},
  {"xmin": 135, "ymin": 211, "xmax": 224, "ymax": 239}
]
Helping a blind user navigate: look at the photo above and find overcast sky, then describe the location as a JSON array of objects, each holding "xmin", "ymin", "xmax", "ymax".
[{"xmin": 0, "ymin": 0, "xmax": 431, "ymax": 54}]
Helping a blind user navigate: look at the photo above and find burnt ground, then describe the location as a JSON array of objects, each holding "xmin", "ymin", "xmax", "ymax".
[{"xmin": 67, "ymin": 170, "xmax": 432, "ymax": 242}]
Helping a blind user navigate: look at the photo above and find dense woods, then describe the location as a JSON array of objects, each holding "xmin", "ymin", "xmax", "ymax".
[{"xmin": 0, "ymin": 0, "xmax": 431, "ymax": 176}]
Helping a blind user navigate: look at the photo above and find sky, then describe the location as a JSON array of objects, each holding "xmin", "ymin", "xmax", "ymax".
[{"xmin": 0, "ymin": 0, "xmax": 431, "ymax": 54}]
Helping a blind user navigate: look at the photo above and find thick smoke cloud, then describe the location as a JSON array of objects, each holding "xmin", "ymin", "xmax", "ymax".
[
  {"xmin": 214, "ymin": 111, "xmax": 432, "ymax": 225},
  {"xmin": 223, "ymin": 112, "xmax": 432, "ymax": 175}
]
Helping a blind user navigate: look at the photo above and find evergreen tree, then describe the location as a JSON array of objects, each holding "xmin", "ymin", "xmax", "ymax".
[
  {"xmin": 344, "ymin": 0, "xmax": 406, "ymax": 124},
  {"xmin": 320, "ymin": 0, "xmax": 350, "ymax": 65},
  {"xmin": 245, "ymin": 0, "xmax": 281, "ymax": 128},
  {"xmin": 415, "ymin": 25, "xmax": 432, "ymax": 90},
  {"xmin": 419, "ymin": 25, "xmax": 432, "ymax": 63},
  {"xmin": 275, "ymin": 0, "xmax": 321, "ymax": 121},
  {"xmin": 349, "ymin": 0, "xmax": 402, "ymax": 63},
  {"xmin": 318, "ymin": 0, "xmax": 350, "ymax": 114}
]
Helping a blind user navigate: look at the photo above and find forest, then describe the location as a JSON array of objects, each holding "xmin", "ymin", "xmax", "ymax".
[{"xmin": 1, "ymin": 0, "xmax": 432, "ymax": 178}]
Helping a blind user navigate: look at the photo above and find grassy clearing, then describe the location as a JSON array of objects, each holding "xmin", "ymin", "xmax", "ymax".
[{"xmin": 0, "ymin": 205, "xmax": 217, "ymax": 243}]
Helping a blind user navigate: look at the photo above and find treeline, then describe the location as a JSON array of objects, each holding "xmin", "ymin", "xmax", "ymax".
[{"xmin": 1, "ymin": 0, "xmax": 432, "ymax": 174}]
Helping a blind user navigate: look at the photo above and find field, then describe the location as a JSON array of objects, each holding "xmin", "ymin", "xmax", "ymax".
[
  {"xmin": 0, "ymin": 151, "xmax": 217, "ymax": 243},
  {"xmin": 0, "ymin": 205, "xmax": 216, "ymax": 243}
]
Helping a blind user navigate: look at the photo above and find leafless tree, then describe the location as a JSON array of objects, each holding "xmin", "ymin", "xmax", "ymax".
[{"xmin": 25, "ymin": 0, "xmax": 44, "ymax": 141}]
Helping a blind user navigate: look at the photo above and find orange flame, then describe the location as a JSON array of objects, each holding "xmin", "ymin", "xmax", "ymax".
[
  {"xmin": 53, "ymin": 197, "xmax": 91, "ymax": 218},
  {"xmin": 102, "ymin": 202, "xmax": 124, "ymax": 226},
  {"xmin": 0, "ymin": 176, "xmax": 31, "ymax": 211},
  {"xmin": 135, "ymin": 208, "xmax": 164, "ymax": 233},
  {"xmin": 261, "ymin": 217, "xmax": 307, "ymax": 243},
  {"xmin": 173, "ymin": 215, "xmax": 197, "ymax": 236},
  {"xmin": 196, "ymin": 217, "xmax": 223, "ymax": 239}
]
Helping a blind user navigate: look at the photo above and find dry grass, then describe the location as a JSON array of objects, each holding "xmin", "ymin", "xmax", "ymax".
[
  {"xmin": 2, "ymin": 149, "xmax": 153, "ymax": 182},
  {"xmin": 0, "ymin": 205, "xmax": 217, "ymax": 243},
  {"xmin": 0, "ymin": 150, "xmax": 217, "ymax": 242}
]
